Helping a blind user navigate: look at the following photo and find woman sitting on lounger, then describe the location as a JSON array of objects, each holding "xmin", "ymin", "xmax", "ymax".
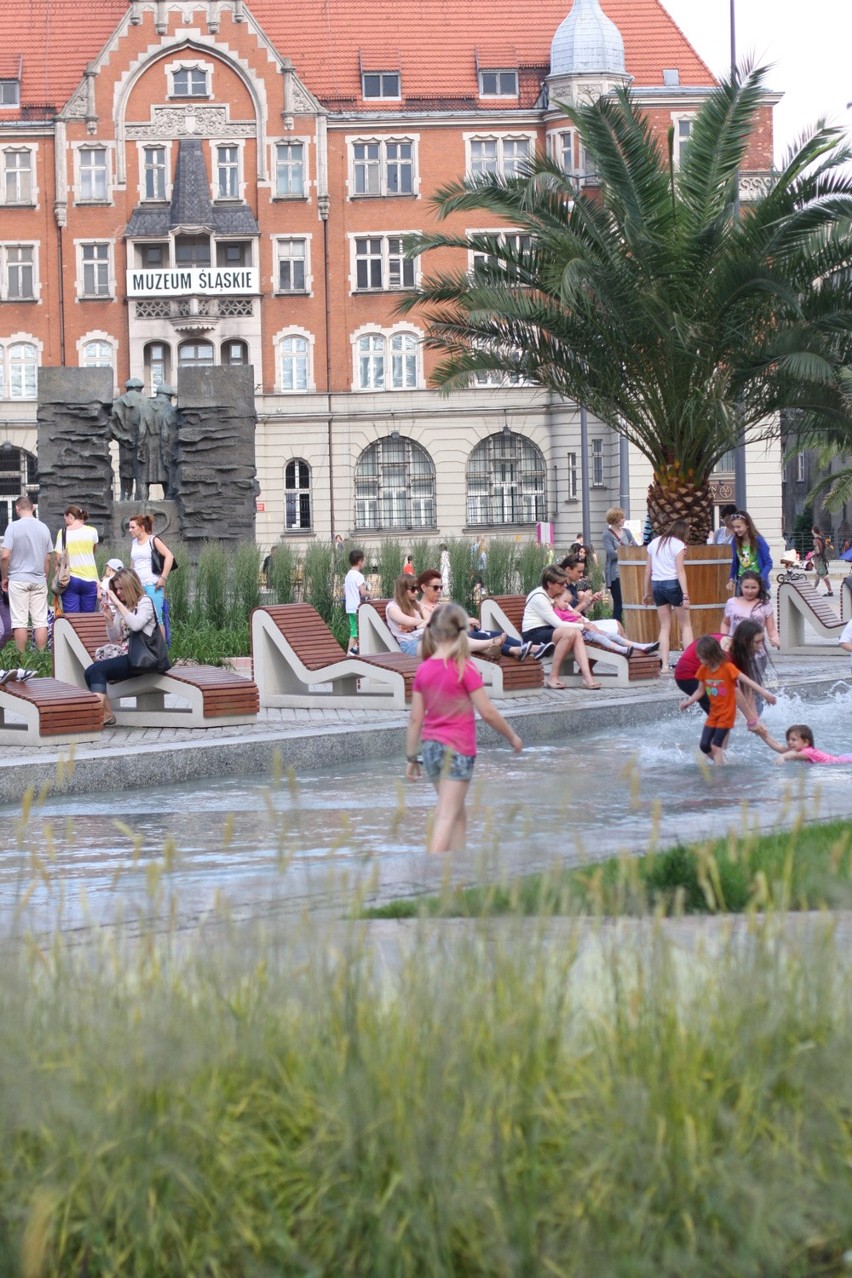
[{"xmin": 84, "ymin": 568, "xmax": 170, "ymax": 726}]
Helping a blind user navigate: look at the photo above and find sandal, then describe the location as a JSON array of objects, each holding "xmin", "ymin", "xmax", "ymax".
[
  {"xmin": 102, "ymin": 715, "xmax": 117, "ymax": 727},
  {"xmin": 481, "ymin": 640, "xmax": 504, "ymax": 663},
  {"xmin": 581, "ymin": 681, "xmax": 602, "ymax": 690},
  {"xmin": 545, "ymin": 680, "xmax": 567, "ymax": 690}
]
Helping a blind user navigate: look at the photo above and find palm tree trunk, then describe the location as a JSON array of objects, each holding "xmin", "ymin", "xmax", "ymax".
[{"xmin": 647, "ymin": 477, "xmax": 714, "ymax": 543}]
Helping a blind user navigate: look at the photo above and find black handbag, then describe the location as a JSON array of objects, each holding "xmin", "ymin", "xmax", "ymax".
[
  {"xmin": 150, "ymin": 538, "xmax": 178, "ymax": 575},
  {"xmin": 128, "ymin": 623, "xmax": 171, "ymax": 673}
]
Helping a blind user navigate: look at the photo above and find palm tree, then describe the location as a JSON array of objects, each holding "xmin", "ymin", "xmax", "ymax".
[{"xmin": 399, "ymin": 66, "xmax": 852, "ymax": 542}]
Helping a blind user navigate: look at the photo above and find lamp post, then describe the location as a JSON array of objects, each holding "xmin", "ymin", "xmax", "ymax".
[{"xmin": 730, "ymin": 0, "xmax": 748, "ymax": 510}]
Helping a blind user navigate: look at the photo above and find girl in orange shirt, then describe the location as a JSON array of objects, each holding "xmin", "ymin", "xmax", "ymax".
[{"xmin": 679, "ymin": 635, "xmax": 775, "ymax": 764}]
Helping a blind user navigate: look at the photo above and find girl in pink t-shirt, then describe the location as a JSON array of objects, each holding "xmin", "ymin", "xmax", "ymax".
[
  {"xmin": 754, "ymin": 722, "xmax": 852, "ymax": 765},
  {"xmin": 406, "ymin": 603, "xmax": 523, "ymax": 854}
]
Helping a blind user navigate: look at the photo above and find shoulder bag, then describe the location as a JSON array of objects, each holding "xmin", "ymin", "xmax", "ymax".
[
  {"xmin": 51, "ymin": 528, "xmax": 70, "ymax": 596},
  {"xmin": 127, "ymin": 608, "xmax": 172, "ymax": 674},
  {"xmin": 150, "ymin": 537, "xmax": 178, "ymax": 576}
]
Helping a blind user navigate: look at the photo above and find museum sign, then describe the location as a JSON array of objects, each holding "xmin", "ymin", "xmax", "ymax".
[{"xmin": 126, "ymin": 267, "xmax": 259, "ymax": 297}]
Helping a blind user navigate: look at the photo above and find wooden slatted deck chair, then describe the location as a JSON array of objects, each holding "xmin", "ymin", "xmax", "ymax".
[
  {"xmin": 0, "ymin": 676, "xmax": 103, "ymax": 746},
  {"xmin": 480, "ymin": 595, "xmax": 661, "ymax": 687},
  {"xmin": 53, "ymin": 615, "xmax": 259, "ymax": 727},
  {"xmin": 777, "ymin": 580, "xmax": 849, "ymax": 656},
  {"xmin": 358, "ymin": 599, "xmax": 543, "ymax": 696},
  {"xmin": 251, "ymin": 603, "xmax": 418, "ymax": 709}
]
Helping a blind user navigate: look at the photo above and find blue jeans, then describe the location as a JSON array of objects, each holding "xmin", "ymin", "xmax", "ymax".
[
  {"xmin": 469, "ymin": 627, "xmax": 522, "ymax": 656},
  {"xmin": 62, "ymin": 577, "xmax": 98, "ymax": 613},
  {"xmin": 84, "ymin": 654, "xmax": 136, "ymax": 695}
]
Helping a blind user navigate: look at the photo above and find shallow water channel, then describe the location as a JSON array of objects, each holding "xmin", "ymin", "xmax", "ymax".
[{"xmin": 3, "ymin": 685, "xmax": 852, "ymax": 935}]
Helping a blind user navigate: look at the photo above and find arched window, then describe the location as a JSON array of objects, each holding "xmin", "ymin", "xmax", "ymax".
[
  {"xmin": 355, "ymin": 328, "xmax": 420, "ymax": 390},
  {"xmin": 222, "ymin": 339, "xmax": 248, "ymax": 366},
  {"xmin": 82, "ymin": 339, "xmax": 114, "ymax": 369},
  {"xmin": 279, "ymin": 335, "xmax": 309, "ymax": 391},
  {"xmin": 354, "ymin": 436, "xmax": 435, "ymax": 530},
  {"xmin": 178, "ymin": 339, "xmax": 214, "ymax": 368},
  {"xmin": 144, "ymin": 341, "xmax": 171, "ymax": 393},
  {"xmin": 284, "ymin": 458, "xmax": 311, "ymax": 530},
  {"xmin": 466, "ymin": 430, "xmax": 546, "ymax": 526},
  {"xmin": 8, "ymin": 342, "xmax": 37, "ymax": 399}
]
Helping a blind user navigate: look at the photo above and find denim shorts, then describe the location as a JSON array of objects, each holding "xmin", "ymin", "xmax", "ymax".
[
  {"xmin": 421, "ymin": 739, "xmax": 476, "ymax": 783},
  {"xmin": 652, "ymin": 579, "xmax": 684, "ymax": 607}
]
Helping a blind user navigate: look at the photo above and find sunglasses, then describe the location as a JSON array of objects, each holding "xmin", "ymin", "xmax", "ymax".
[{"xmin": 406, "ymin": 585, "xmax": 418, "ymax": 592}]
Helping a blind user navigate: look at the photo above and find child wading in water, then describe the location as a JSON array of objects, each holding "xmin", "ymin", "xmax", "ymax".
[
  {"xmin": 406, "ymin": 603, "xmax": 523, "ymax": 853},
  {"xmin": 754, "ymin": 723, "xmax": 852, "ymax": 765},
  {"xmin": 679, "ymin": 635, "xmax": 776, "ymax": 764}
]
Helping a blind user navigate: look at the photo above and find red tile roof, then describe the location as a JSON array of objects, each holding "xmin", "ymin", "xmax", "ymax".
[{"xmin": 0, "ymin": 0, "xmax": 715, "ymax": 119}]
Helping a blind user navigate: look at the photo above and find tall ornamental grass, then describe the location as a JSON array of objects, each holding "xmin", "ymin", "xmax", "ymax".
[
  {"xmin": 445, "ymin": 536, "xmax": 476, "ymax": 614},
  {"xmin": 266, "ymin": 542, "xmax": 297, "ymax": 603},
  {"xmin": 517, "ymin": 540, "xmax": 552, "ymax": 593},
  {"xmin": 229, "ymin": 541, "xmax": 262, "ymax": 626},
  {"xmin": 481, "ymin": 536, "xmax": 517, "ymax": 597},
  {"xmin": 193, "ymin": 540, "xmax": 229, "ymax": 630},
  {"xmin": 407, "ymin": 537, "xmax": 442, "ymax": 580},
  {"xmin": 0, "ymin": 902, "xmax": 849, "ymax": 1277},
  {"xmin": 377, "ymin": 537, "xmax": 403, "ymax": 597},
  {"xmin": 301, "ymin": 540, "xmax": 337, "ymax": 625}
]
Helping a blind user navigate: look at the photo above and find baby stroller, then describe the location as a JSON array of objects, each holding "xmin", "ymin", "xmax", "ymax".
[{"xmin": 776, "ymin": 549, "xmax": 811, "ymax": 585}]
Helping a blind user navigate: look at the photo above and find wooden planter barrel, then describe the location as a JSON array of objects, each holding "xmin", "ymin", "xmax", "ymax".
[{"xmin": 617, "ymin": 544, "xmax": 732, "ymax": 646}]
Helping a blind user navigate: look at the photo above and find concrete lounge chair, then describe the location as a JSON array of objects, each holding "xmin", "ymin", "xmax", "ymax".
[
  {"xmin": 0, "ymin": 674, "xmax": 103, "ymax": 746},
  {"xmin": 777, "ymin": 580, "xmax": 848, "ymax": 656},
  {"xmin": 53, "ymin": 615, "xmax": 259, "ymax": 727},
  {"xmin": 251, "ymin": 603, "xmax": 418, "ymax": 708},
  {"xmin": 480, "ymin": 594, "xmax": 661, "ymax": 688},
  {"xmin": 358, "ymin": 599, "xmax": 543, "ymax": 696}
]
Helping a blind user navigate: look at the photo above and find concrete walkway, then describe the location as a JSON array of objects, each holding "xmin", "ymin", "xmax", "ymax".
[{"xmin": 0, "ymin": 652, "xmax": 848, "ymax": 804}]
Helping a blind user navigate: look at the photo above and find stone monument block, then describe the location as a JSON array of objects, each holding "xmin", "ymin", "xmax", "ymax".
[
  {"xmin": 37, "ymin": 367, "xmax": 114, "ymax": 537},
  {"xmin": 176, "ymin": 365, "xmax": 257, "ymax": 543}
]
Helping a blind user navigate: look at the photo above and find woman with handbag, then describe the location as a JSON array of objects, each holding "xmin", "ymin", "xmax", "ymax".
[
  {"xmin": 128, "ymin": 513, "xmax": 174, "ymax": 627},
  {"xmin": 84, "ymin": 568, "xmax": 171, "ymax": 726},
  {"xmin": 53, "ymin": 505, "xmax": 99, "ymax": 613}
]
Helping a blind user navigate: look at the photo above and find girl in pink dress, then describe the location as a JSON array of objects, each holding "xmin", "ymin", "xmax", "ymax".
[
  {"xmin": 754, "ymin": 723, "xmax": 852, "ymax": 765},
  {"xmin": 720, "ymin": 571, "xmax": 780, "ymax": 647},
  {"xmin": 405, "ymin": 603, "xmax": 522, "ymax": 854}
]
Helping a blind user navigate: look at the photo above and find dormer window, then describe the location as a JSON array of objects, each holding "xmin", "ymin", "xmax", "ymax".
[
  {"xmin": 0, "ymin": 80, "xmax": 20, "ymax": 107},
  {"xmin": 172, "ymin": 66, "xmax": 209, "ymax": 98},
  {"xmin": 479, "ymin": 69, "xmax": 518, "ymax": 98},
  {"xmin": 362, "ymin": 72, "xmax": 400, "ymax": 99}
]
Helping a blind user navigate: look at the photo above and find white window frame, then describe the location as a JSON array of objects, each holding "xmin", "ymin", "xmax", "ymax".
[
  {"xmin": 354, "ymin": 436, "xmax": 436, "ymax": 531},
  {"xmin": 547, "ymin": 129, "xmax": 576, "ymax": 178},
  {"xmin": 465, "ymin": 132, "xmax": 533, "ymax": 179},
  {"xmin": 796, "ymin": 452, "xmax": 806, "ymax": 483},
  {"xmin": 144, "ymin": 340, "xmax": 172, "ymax": 394},
  {"xmin": 566, "ymin": 451, "xmax": 578, "ymax": 501},
  {"xmin": 591, "ymin": 437, "xmax": 605, "ymax": 487},
  {"xmin": 75, "ymin": 240, "xmax": 114, "ymax": 299},
  {"xmin": 167, "ymin": 59, "xmax": 213, "ymax": 99},
  {"xmin": 138, "ymin": 141, "xmax": 171, "ymax": 202},
  {"xmin": 0, "ymin": 335, "xmax": 41, "ymax": 400},
  {"xmin": 349, "ymin": 232, "xmax": 418, "ymax": 293},
  {"xmin": 284, "ymin": 458, "xmax": 313, "ymax": 531},
  {"xmin": 72, "ymin": 143, "xmax": 113, "ymax": 205},
  {"xmin": 0, "ymin": 80, "xmax": 20, "ymax": 108},
  {"xmin": 478, "ymin": 69, "xmax": 518, "ymax": 98},
  {"xmin": 348, "ymin": 135, "xmax": 419, "ymax": 199},
  {"xmin": 362, "ymin": 71, "xmax": 401, "ymax": 100},
  {"xmin": 211, "ymin": 140, "xmax": 244, "ymax": 202},
  {"xmin": 1, "ymin": 146, "xmax": 35, "ymax": 206},
  {"xmin": 0, "ymin": 242, "xmax": 39, "ymax": 301},
  {"xmin": 467, "ymin": 227, "xmax": 532, "ymax": 285},
  {"xmin": 352, "ymin": 324, "xmax": 421, "ymax": 392},
  {"xmin": 273, "ymin": 235, "xmax": 312, "ymax": 294},
  {"xmin": 77, "ymin": 331, "xmax": 118, "ymax": 373},
  {"xmin": 466, "ymin": 431, "xmax": 547, "ymax": 527},
  {"xmin": 274, "ymin": 327, "xmax": 315, "ymax": 393},
  {"xmin": 272, "ymin": 137, "xmax": 308, "ymax": 198},
  {"xmin": 671, "ymin": 113, "xmax": 695, "ymax": 167}
]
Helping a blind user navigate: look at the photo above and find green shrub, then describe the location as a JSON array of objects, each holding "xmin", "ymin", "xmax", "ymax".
[
  {"xmin": 302, "ymin": 540, "xmax": 336, "ymax": 624},
  {"xmin": 517, "ymin": 540, "xmax": 551, "ymax": 593},
  {"xmin": 445, "ymin": 537, "xmax": 476, "ymax": 613},
  {"xmin": 194, "ymin": 541, "xmax": 229, "ymax": 629},
  {"xmin": 266, "ymin": 543, "xmax": 296, "ymax": 603},
  {"xmin": 229, "ymin": 541, "xmax": 261, "ymax": 626},
  {"xmin": 481, "ymin": 537, "xmax": 517, "ymax": 597},
  {"xmin": 407, "ymin": 537, "xmax": 441, "ymax": 580},
  {"xmin": 377, "ymin": 537, "xmax": 403, "ymax": 598},
  {"xmin": 164, "ymin": 549, "xmax": 190, "ymax": 626}
]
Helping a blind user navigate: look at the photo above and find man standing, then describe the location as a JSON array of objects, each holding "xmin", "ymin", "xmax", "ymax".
[{"xmin": 0, "ymin": 494, "xmax": 53, "ymax": 652}]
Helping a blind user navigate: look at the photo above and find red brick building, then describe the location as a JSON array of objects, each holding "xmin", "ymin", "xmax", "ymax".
[{"xmin": 0, "ymin": 0, "xmax": 778, "ymax": 549}]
